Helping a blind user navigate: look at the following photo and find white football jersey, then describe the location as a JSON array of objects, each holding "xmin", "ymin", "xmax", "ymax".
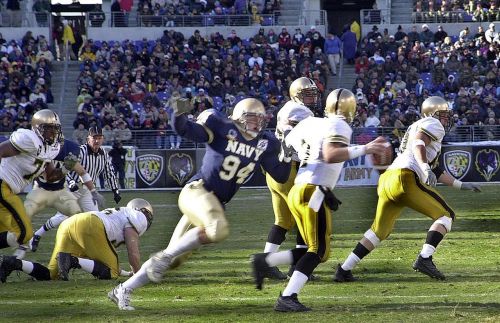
[
  {"xmin": 389, "ymin": 116, "xmax": 445, "ymax": 183},
  {"xmin": 95, "ymin": 207, "xmax": 149, "ymax": 247},
  {"xmin": 276, "ymin": 101, "xmax": 313, "ymax": 162},
  {"xmin": 0, "ymin": 129, "xmax": 60, "ymax": 194},
  {"xmin": 286, "ymin": 116, "xmax": 352, "ymax": 189}
]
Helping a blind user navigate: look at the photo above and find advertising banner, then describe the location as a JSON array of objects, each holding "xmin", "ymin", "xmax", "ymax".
[
  {"xmin": 337, "ymin": 154, "xmax": 381, "ymax": 187},
  {"xmin": 440, "ymin": 145, "xmax": 500, "ymax": 182},
  {"xmin": 164, "ymin": 150, "xmax": 197, "ymax": 188},
  {"xmin": 135, "ymin": 150, "xmax": 167, "ymax": 188}
]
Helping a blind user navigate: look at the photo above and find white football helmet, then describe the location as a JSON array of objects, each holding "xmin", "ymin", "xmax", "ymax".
[
  {"xmin": 421, "ymin": 96, "xmax": 452, "ymax": 131},
  {"xmin": 289, "ymin": 77, "xmax": 320, "ymax": 110}
]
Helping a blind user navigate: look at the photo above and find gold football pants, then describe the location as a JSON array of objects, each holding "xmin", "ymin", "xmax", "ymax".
[
  {"xmin": 0, "ymin": 180, "xmax": 33, "ymax": 245},
  {"xmin": 371, "ymin": 168, "xmax": 455, "ymax": 241},
  {"xmin": 288, "ymin": 183, "xmax": 332, "ymax": 263}
]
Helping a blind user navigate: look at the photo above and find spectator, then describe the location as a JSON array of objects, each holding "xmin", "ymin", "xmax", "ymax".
[
  {"xmin": 113, "ymin": 120, "xmax": 132, "ymax": 144},
  {"xmin": 341, "ymin": 25, "xmax": 357, "ymax": 65},
  {"xmin": 434, "ymin": 25, "xmax": 448, "ymax": 43},
  {"xmin": 108, "ymin": 140, "xmax": 127, "ymax": 189},
  {"xmin": 102, "ymin": 123, "xmax": 115, "ymax": 144},
  {"xmin": 324, "ymin": 33, "xmax": 341, "ymax": 76}
]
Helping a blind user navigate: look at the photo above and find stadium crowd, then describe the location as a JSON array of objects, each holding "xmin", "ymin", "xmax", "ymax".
[
  {"xmin": 0, "ymin": 31, "xmax": 54, "ymax": 136},
  {"xmin": 413, "ymin": 0, "xmax": 500, "ymax": 23},
  {"xmin": 350, "ymin": 23, "xmax": 500, "ymax": 140},
  {"xmin": 71, "ymin": 26, "xmax": 330, "ymax": 148}
]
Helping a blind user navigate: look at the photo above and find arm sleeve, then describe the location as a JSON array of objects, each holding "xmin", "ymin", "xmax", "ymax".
[
  {"xmin": 173, "ymin": 114, "xmax": 211, "ymax": 143},
  {"xmin": 261, "ymin": 137, "xmax": 291, "ymax": 184},
  {"xmin": 104, "ymin": 152, "xmax": 120, "ymax": 191}
]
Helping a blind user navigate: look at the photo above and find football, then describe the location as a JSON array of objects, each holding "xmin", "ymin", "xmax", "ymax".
[{"xmin": 371, "ymin": 136, "xmax": 393, "ymax": 169}]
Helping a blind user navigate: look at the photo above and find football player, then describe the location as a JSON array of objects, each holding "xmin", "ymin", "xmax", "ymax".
[
  {"xmin": 14, "ymin": 138, "xmax": 105, "ymax": 258},
  {"xmin": 0, "ymin": 109, "xmax": 66, "ymax": 250},
  {"xmin": 0, "ymin": 198, "xmax": 153, "ymax": 282},
  {"xmin": 28, "ymin": 127, "xmax": 119, "ymax": 251},
  {"xmin": 251, "ymin": 89, "xmax": 388, "ymax": 312},
  {"xmin": 108, "ymin": 98, "xmax": 291, "ymax": 311},
  {"xmin": 261, "ymin": 77, "xmax": 316, "ymax": 280},
  {"xmin": 334, "ymin": 96, "xmax": 481, "ymax": 283}
]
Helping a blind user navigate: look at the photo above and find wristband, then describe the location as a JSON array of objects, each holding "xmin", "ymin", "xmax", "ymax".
[
  {"xmin": 347, "ymin": 145, "xmax": 367, "ymax": 159},
  {"xmin": 452, "ymin": 179, "xmax": 462, "ymax": 189},
  {"xmin": 80, "ymin": 173, "xmax": 92, "ymax": 183}
]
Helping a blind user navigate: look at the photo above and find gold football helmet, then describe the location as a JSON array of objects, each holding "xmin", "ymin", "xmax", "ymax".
[
  {"xmin": 230, "ymin": 98, "xmax": 267, "ymax": 138},
  {"xmin": 289, "ymin": 77, "xmax": 319, "ymax": 109},
  {"xmin": 31, "ymin": 109, "xmax": 63, "ymax": 145},
  {"xmin": 324, "ymin": 88, "xmax": 357, "ymax": 123},
  {"xmin": 127, "ymin": 198, "xmax": 154, "ymax": 229},
  {"xmin": 421, "ymin": 96, "xmax": 452, "ymax": 131}
]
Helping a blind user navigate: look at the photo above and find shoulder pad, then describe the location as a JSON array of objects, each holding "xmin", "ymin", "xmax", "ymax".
[
  {"xmin": 9, "ymin": 129, "xmax": 41, "ymax": 154},
  {"xmin": 418, "ymin": 118, "xmax": 445, "ymax": 141},
  {"xmin": 126, "ymin": 208, "xmax": 148, "ymax": 236}
]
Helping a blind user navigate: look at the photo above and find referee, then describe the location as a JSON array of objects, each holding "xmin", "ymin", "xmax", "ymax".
[
  {"xmin": 68, "ymin": 126, "xmax": 121, "ymax": 210},
  {"xmin": 29, "ymin": 126, "xmax": 122, "ymax": 252}
]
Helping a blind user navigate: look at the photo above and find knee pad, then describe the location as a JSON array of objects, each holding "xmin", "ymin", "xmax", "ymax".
[
  {"xmin": 434, "ymin": 216, "xmax": 452, "ymax": 232},
  {"xmin": 205, "ymin": 218, "xmax": 229, "ymax": 243},
  {"xmin": 364, "ymin": 229, "xmax": 381, "ymax": 247}
]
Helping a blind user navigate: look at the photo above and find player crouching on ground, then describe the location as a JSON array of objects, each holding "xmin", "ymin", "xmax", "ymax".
[{"xmin": 0, "ymin": 199, "xmax": 153, "ymax": 282}]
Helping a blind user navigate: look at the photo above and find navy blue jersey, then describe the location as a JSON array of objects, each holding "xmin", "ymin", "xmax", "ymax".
[
  {"xmin": 175, "ymin": 113, "xmax": 290, "ymax": 203},
  {"xmin": 36, "ymin": 139, "xmax": 80, "ymax": 191}
]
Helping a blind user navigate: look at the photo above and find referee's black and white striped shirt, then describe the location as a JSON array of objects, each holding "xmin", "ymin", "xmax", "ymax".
[{"xmin": 68, "ymin": 143, "xmax": 119, "ymax": 191}]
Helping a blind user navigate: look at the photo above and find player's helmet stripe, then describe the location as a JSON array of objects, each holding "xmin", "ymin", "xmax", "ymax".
[{"xmin": 335, "ymin": 88, "xmax": 344, "ymax": 115}]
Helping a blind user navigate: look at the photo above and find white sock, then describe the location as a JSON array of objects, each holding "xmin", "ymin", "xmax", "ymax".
[
  {"xmin": 265, "ymin": 250, "xmax": 293, "ymax": 267},
  {"xmin": 420, "ymin": 244, "xmax": 436, "ymax": 258},
  {"xmin": 122, "ymin": 259, "xmax": 152, "ymax": 290},
  {"xmin": 42, "ymin": 212, "xmax": 68, "ymax": 233},
  {"xmin": 282, "ymin": 271, "xmax": 308, "ymax": 297},
  {"xmin": 77, "ymin": 258, "xmax": 95, "ymax": 274},
  {"xmin": 342, "ymin": 252, "xmax": 361, "ymax": 271},
  {"xmin": 34, "ymin": 226, "xmax": 48, "ymax": 237},
  {"xmin": 264, "ymin": 242, "xmax": 280, "ymax": 253},
  {"xmin": 163, "ymin": 227, "xmax": 202, "ymax": 258},
  {"xmin": 296, "ymin": 245, "xmax": 307, "ymax": 249},
  {"xmin": 21, "ymin": 260, "xmax": 34, "ymax": 274}
]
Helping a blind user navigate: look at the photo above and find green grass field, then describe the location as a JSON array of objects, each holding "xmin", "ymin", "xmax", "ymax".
[{"xmin": 0, "ymin": 186, "xmax": 499, "ymax": 322}]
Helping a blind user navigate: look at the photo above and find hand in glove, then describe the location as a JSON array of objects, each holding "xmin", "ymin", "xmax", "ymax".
[
  {"xmin": 421, "ymin": 163, "xmax": 437, "ymax": 187},
  {"xmin": 63, "ymin": 153, "xmax": 80, "ymax": 171},
  {"xmin": 173, "ymin": 98, "xmax": 193, "ymax": 116},
  {"xmin": 460, "ymin": 182, "xmax": 482, "ymax": 192},
  {"xmin": 91, "ymin": 190, "xmax": 106, "ymax": 209},
  {"xmin": 113, "ymin": 190, "xmax": 122, "ymax": 204}
]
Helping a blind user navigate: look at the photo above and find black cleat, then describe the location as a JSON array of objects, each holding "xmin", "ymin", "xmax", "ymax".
[
  {"xmin": 250, "ymin": 252, "xmax": 271, "ymax": 290},
  {"xmin": 274, "ymin": 293, "xmax": 311, "ymax": 312},
  {"xmin": 30, "ymin": 235, "xmax": 42, "ymax": 252},
  {"xmin": 266, "ymin": 266, "xmax": 287, "ymax": 280},
  {"xmin": 0, "ymin": 255, "xmax": 21, "ymax": 283},
  {"xmin": 333, "ymin": 263, "xmax": 358, "ymax": 282},
  {"xmin": 288, "ymin": 265, "xmax": 320, "ymax": 281},
  {"xmin": 57, "ymin": 252, "xmax": 79, "ymax": 281},
  {"xmin": 412, "ymin": 255, "xmax": 445, "ymax": 280}
]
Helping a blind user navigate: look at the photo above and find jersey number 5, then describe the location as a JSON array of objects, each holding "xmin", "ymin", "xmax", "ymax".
[{"xmin": 219, "ymin": 155, "xmax": 255, "ymax": 184}]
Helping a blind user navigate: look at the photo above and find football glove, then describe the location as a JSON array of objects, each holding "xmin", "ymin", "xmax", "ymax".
[
  {"xmin": 63, "ymin": 153, "xmax": 80, "ymax": 171},
  {"xmin": 68, "ymin": 180, "xmax": 79, "ymax": 192},
  {"xmin": 420, "ymin": 163, "xmax": 437, "ymax": 187},
  {"xmin": 173, "ymin": 98, "xmax": 192, "ymax": 116},
  {"xmin": 113, "ymin": 190, "xmax": 122, "ymax": 204},
  {"xmin": 461, "ymin": 182, "xmax": 482, "ymax": 192},
  {"xmin": 91, "ymin": 190, "xmax": 106, "ymax": 209}
]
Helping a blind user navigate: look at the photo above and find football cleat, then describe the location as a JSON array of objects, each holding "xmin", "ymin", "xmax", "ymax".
[
  {"xmin": 57, "ymin": 252, "xmax": 79, "ymax": 281},
  {"xmin": 266, "ymin": 266, "xmax": 287, "ymax": 280},
  {"xmin": 0, "ymin": 255, "xmax": 21, "ymax": 283},
  {"xmin": 274, "ymin": 293, "xmax": 311, "ymax": 312},
  {"xmin": 146, "ymin": 251, "xmax": 172, "ymax": 283},
  {"xmin": 108, "ymin": 283, "xmax": 135, "ymax": 310},
  {"xmin": 250, "ymin": 253, "xmax": 271, "ymax": 290},
  {"xmin": 412, "ymin": 255, "xmax": 446, "ymax": 280},
  {"xmin": 30, "ymin": 235, "xmax": 42, "ymax": 252},
  {"xmin": 333, "ymin": 264, "xmax": 358, "ymax": 283}
]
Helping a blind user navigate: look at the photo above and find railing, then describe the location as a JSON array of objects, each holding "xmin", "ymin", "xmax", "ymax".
[
  {"xmin": 360, "ymin": 9, "xmax": 391, "ymax": 25},
  {"xmin": 0, "ymin": 11, "xmax": 50, "ymax": 28},
  {"xmin": 31, "ymin": 126, "xmax": 495, "ymax": 150},
  {"xmin": 412, "ymin": 10, "xmax": 500, "ymax": 23},
  {"xmin": 86, "ymin": 11, "xmax": 327, "ymax": 28}
]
